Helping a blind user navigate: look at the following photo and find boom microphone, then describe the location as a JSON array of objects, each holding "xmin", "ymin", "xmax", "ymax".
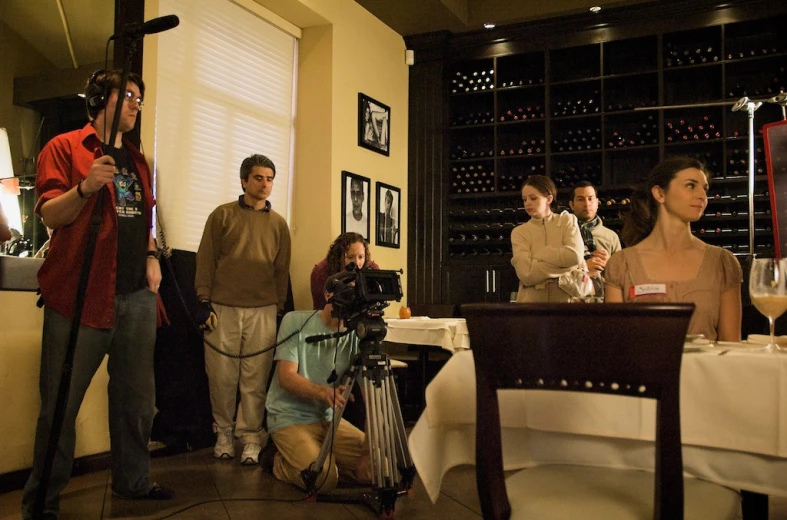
[{"xmin": 110, "ymin": 15, "xmax": 180, "ymax": 40}]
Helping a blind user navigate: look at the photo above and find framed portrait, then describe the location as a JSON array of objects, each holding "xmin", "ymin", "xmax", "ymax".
[
  {"xmin": 341, "ymin": 170, "xmax": 371, "ymax": 241},
  {"xmin": 375, "ymin": 182, "xmax": 400, "ymax": 248},
  {"xmin": 358, "ymin": 93, "xmax": 391, "ymax": 156}
]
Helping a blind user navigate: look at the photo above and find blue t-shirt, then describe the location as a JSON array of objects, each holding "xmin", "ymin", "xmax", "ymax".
[{"xmin": 266, "ymin": 310, "xmax": 360, "ymax": 433}]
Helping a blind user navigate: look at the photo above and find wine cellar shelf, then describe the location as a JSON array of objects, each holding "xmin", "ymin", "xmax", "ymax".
[{"xmin": 443, "ymin": 12, "xmax": 785, "ymax": 264}]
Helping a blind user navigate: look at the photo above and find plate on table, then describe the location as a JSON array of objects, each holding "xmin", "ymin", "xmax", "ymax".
[
  {"xmin": 746, "ymin": 334, "xmax": 787, "ymax": 347},
  {"xmin": 683, "ymin": 344, "xmax": 715, "ymax": 353},
  {"xmin": 715, "ymin": 341, "xmax": 766, "ymax": 351},
  {"xmin": 684, "ymin": 335, "xmax": 712, "ymax": 352}
]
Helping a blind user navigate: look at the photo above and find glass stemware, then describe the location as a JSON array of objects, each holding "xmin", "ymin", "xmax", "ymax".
[{"xmin": 749, "ymin": 258, "xmax": 787, "ymax": 353}]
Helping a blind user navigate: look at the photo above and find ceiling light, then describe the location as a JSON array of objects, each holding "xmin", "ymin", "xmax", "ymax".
[
  {"xmin": 589, "ymin": 6, "xmax": 602, "ymax": 13},
  {"xmin": 483, "ymin": 22, "xmax": 495, "ymax": 29}
]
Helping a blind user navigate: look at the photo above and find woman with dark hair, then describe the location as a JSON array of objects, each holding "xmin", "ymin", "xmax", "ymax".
[
  {"xmin": 605, "ymin": 156, "xmax": 742, "ymax": 341},
  {"xmin": 310, "ymin": 232, "xmax": 379, "ymax": 310},
  {"xmin": 511, "ymin": 174, "xmax": 585, "ymax": 302},
  {"xmin": 309, "ymin": 232, "xmax": 380, "ymax": 430}
]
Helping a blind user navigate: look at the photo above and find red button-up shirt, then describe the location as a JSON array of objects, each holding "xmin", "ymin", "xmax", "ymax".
[{"xmin": 35, "ymin": 124, "xmax": 154, "ymax": 329}]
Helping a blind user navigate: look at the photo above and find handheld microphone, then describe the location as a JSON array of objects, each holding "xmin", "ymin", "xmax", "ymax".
[{"xmin": 110, "ymin": 15, "xmax": 180, "ymax": 40}]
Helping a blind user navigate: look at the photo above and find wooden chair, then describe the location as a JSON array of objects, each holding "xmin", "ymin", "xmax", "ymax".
[{"xmin": 463, "ymin": 302, "xmax": 741, "ymax": 520}]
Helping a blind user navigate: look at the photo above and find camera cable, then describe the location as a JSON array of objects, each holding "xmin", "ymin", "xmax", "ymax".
[{"xmin": 154, "ymin": 209, "xmax": 351, "ymax": 501}]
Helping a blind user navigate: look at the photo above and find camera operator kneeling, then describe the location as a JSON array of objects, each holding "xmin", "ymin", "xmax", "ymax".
[{"xmin": 263, "ymin": 282, "xmax": 372, "ymax": 492}]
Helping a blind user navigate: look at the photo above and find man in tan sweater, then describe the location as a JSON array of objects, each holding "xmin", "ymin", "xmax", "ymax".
[
  {"xmin": 195, "ymin": 154, "xmax": 291, "ymax": 465},
  {"xmin": 569, "ymin": 181, "xmax": 621, "ymax": 278}
]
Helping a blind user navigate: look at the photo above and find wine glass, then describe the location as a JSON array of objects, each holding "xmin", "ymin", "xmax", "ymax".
[{"xmin": 749, "ymin": 258, "xmax": 787, "ymax": 353}]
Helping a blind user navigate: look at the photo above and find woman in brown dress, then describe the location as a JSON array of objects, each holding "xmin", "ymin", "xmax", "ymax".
[{"xmin": 605, "ymin": 156, "xmax": 742, "ymax": 341}]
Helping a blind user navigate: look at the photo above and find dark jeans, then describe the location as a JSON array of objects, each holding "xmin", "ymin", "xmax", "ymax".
[{"xmin": 22, "ymin": 288, "xmax": 158, "ymax": 519}]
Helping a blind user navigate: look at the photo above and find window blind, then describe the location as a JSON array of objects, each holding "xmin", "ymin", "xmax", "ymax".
[{"xmin": 153, "ymin": 0, "xmax": 297, "ymax": 252}]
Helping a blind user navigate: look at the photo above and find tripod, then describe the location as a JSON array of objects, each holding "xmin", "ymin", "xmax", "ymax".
[{"xmin": 301, "ymin": 318, "xmax": 416, "ymax": 519}]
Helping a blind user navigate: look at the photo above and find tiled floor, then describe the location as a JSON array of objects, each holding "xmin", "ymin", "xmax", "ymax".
[
  {"xmin": 2, "ymin": 449, "xmax": 786, "ymax": 519},
  {"xmin": 0, "ymin": 447, "xmax": 482, "ymax": 520}
]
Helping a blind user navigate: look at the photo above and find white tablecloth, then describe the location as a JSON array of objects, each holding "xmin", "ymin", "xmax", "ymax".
[
  {"xmin": 409, "ymin": 348, "xmax": 787, "ymax": 503},
  {"xmin": 383, "ymin": 317, "xmax": 469, "ymax": 352}
]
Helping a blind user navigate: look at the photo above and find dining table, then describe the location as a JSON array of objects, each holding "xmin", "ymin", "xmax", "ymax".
[
  {"xmin": 382, "ymin": 317, "xmax": 469, "ymax": 410},
  {"xmin": 408, "ymin": 340, "xmax": 787, "ymax": 505},
  {"xmin": 383, "ymin": 317, "xmax": 470, "ymax": 352}
]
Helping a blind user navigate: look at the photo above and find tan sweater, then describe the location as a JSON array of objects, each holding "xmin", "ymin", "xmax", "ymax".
[
  {"xmin": 589, "ymin": 219, "xmax": 622, "ymax": 255},
  {"xmin": 510, "ymin": 211, "xmax": 584, "ymax": 302},
  {"xmin": 195, "ymin": 199, "xmax": 291, "ymax": 309}
]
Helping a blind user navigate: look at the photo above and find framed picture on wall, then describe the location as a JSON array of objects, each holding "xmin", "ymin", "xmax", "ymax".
[
  {"xmin": 358, "ymin": 93, "xmax": 390, "ymax": 156},
  {"xmin": 375, "ymin": 182, "xmax": 400, "ymax": 248},
  {"xmin": 341, "ymin": 170, "xmax": 370, "ymax": 241}
]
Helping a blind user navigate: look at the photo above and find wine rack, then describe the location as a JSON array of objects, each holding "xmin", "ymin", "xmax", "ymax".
[{"xmin": 444, "ymin": 12, "xmax": 786, "ymax": 262}]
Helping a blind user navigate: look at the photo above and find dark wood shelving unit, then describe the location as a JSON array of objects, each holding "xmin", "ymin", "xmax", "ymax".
[{"xmin": 406, "ymin": 0, "xmax": 787, "ymax": 305}]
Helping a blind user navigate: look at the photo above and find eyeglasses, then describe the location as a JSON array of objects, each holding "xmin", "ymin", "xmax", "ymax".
[{"xmin": 123, "ymin": 90, "xmax": 144, "ymax": 109}]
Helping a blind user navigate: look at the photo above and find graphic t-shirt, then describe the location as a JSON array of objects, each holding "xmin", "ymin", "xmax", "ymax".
[{"xmin": 111, "ymin": 147, "xmax": 148, "ymax": 294}]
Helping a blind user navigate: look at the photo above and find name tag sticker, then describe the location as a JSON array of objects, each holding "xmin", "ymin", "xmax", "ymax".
[{"xmin": 630, "ymin": 284, "xmax": 667, "ymax": 298}]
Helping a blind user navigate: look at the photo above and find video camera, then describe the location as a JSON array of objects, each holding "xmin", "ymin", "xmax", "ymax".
[{"xmin": 328, "ymin": 266, "xmax": 403, "ymax": 341}]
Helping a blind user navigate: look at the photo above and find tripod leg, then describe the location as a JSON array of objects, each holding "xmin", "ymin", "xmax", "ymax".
[
  {"xmin": 363, "ymin": 367, "xmax": 384, "ymax": 487},
  {"xmin": 379, "ymin": 367, "xmax": 397, "ymax": 485},
  {"xmin": 364, "ymin": 356, "xmax": 413, "ymax": 518},
  {"xmin": 384, "ymin": 366, "xmax": 415, "ymax": 490},
  {"xmin": 301, "ymin": 360, "xmax": 359, "ymax": 495}
]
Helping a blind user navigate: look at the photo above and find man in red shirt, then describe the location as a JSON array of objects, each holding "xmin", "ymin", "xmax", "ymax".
[{"xmin": 22, "ymin": 70, "xmax": 173, "ymax": 520}]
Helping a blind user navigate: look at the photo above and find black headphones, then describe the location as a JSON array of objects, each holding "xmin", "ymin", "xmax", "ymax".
[{"xmin": 85, "ymin": 69, "xmax": 108, "ymax": 111}]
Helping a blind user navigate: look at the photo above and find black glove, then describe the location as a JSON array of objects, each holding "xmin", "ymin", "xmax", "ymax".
[{"xmin": 196, "ymin": 299, "xmax": 218, "ymax": 333}]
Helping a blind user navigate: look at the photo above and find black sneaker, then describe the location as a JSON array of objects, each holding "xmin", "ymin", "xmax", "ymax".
[
  {"xmin": 144, "ymin": 484, "xmax": 175, "ymax": 500},
  {"xmin": 258, "ymin": 442, "xmax": 278, "ymax": 473},
  {"xmin": 113, "ymin": 483, "xmax": 175, "ymax": 500}
]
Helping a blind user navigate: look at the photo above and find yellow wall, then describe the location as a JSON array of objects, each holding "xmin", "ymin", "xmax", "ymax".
[
  {"xmin": 0, "ymin": 292, "xmax": 111, "ymax": 474},
  {"xmin": 290, "ymin": 23, "xmax": 334, "ymax": 306},
  {"xmin": 287, "ymin": 0, "xmax": 409, "ymax": 313}
]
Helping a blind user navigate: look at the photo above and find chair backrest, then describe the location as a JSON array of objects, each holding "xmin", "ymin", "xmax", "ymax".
[
  {"xmin": 409, "ymin": 303, "xmax": 458, "ymax": 318},
  {"xmin": 462, "ymin": 302, "xmax": 695, "ymax": 520}
]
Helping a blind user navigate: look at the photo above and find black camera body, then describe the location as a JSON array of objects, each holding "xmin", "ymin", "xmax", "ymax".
[{"xmin": 329, "ymin": 267, "xmax": 403, "ymax": 342}]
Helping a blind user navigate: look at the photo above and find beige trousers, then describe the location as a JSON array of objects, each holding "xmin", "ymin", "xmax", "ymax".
[
  {"xmin": 204, "ymin": 303, "xmax": 276, "ymax": 445},
  {"xmin": 271, "ymin": 419, "xmax": 368, "ymax": 492}
]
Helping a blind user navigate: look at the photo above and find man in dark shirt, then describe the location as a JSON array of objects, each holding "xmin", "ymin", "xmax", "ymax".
[{"xmin": 22, "ymin": 69, "xmax": 173, "ymax": 520}]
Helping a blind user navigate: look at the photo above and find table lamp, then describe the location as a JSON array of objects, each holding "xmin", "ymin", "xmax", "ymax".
[{"xmin": 0, "ymin": 128, "xmax": 23, "ymax": 233}]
